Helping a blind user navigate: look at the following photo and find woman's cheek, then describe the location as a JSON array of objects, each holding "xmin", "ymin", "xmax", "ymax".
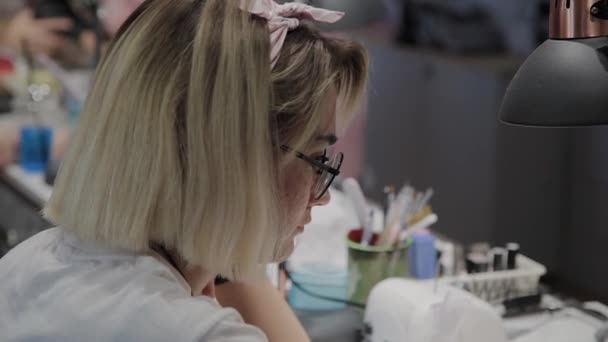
[{"xmin": 282, "ymin": 164, "xmax": 312, "ymax": 222}]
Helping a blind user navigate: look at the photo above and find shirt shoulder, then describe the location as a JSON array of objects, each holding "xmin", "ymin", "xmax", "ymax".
[
  {"xmin": 0, "ymin": 228, "xmax": 268, "ymax": 342},
  {"xmin": 110, "ymin": 287, "xmax": 268, "ymax": 342}
]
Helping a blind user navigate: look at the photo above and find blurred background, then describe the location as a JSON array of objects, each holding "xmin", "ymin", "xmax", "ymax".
[
  {"xmin": 315, "ymin": 0, "xmax": 607, "ymax": 306},
  {"xmin": 1, "ymin": 0, "xmax": 606, "ymax": 307}
]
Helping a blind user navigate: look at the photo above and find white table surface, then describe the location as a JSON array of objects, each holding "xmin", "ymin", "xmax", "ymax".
[{"xmin": 1, "ymin": 164, "xmax": 51, "ymax": 206}]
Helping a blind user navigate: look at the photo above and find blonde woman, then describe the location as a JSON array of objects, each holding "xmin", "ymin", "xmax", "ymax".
[{"xmin": 0, "ymin": 0, "xmax": 368, "ymax": 341}]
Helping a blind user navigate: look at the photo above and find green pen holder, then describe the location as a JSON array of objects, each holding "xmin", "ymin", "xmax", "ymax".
[{"xmin": 346, "ymin": 228, "xmax": 411, "ymax": 306}]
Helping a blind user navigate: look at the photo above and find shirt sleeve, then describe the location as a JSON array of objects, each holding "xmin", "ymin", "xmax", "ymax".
[{"xmin": 201, "ymin": 315, "xmax": 269, "ymax": 342}]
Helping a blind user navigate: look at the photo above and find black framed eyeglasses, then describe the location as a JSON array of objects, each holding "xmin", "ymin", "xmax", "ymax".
[{"xmin": 281, "ymin": 145, "xmax": 343, "ymax": 200}]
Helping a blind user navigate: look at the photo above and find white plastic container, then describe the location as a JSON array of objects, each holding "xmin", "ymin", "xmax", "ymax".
[{"xmin": 440, "ymin": 254, "xmax": 547, "ymax": 304}]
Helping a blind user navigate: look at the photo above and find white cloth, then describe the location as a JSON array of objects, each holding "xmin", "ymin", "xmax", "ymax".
[
  {"xmin": 365, "ymin": 278, "xmax": 508, "ymax": 342},
  {"xmin": 289, "ymin": 188, "xmax": 361, "ymax": 272},
  {"xmin": 0, "ymin": 228, "xmax": 268, "ymax": 342}
]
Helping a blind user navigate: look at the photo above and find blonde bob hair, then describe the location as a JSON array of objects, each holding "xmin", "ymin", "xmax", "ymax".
[{"xmin": 44, "ymin": 0, "xmax": 368, "ymax": 280}]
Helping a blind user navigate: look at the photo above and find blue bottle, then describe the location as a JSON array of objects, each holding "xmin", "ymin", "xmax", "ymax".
[{"xmin": 408, "ymin": 234, "xmax": 437, "ymax": 279}]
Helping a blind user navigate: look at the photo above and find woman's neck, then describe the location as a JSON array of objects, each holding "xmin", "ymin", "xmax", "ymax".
[{"xmin": 153, "ymin": 244, "xmax": 217, "ymax": 297}]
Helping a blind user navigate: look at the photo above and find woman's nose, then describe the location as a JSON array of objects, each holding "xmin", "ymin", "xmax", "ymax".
[{"xmin": 310, "ymin": 188, "xmax": 331, "ymax": 207}]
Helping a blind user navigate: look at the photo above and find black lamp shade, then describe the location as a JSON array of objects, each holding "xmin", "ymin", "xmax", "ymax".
[{"xmin": 500, "ymin": 37, "xmax": 608, "ymax": 127}]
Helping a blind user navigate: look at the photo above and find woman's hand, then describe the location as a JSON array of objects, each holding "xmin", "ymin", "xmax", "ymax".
[
  {"xmin": 51, "ymin": 128, "xmax": 71, "ymax": 161},
  {"xmin": 216, "ymin": 278, "xmax": 311, "ymax": 342},
  {"xmin": 0, "ymin": 125, "xmax": 18, "ymax": 169},
  {"xmin": 5, "ymin": 9, "xmax": 73, "ymax": 56}
]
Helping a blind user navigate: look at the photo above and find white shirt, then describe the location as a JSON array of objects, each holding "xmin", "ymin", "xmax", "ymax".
[{"xmin": 0, "ymin": 228, "xmax": 268, "ymax": 342}]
